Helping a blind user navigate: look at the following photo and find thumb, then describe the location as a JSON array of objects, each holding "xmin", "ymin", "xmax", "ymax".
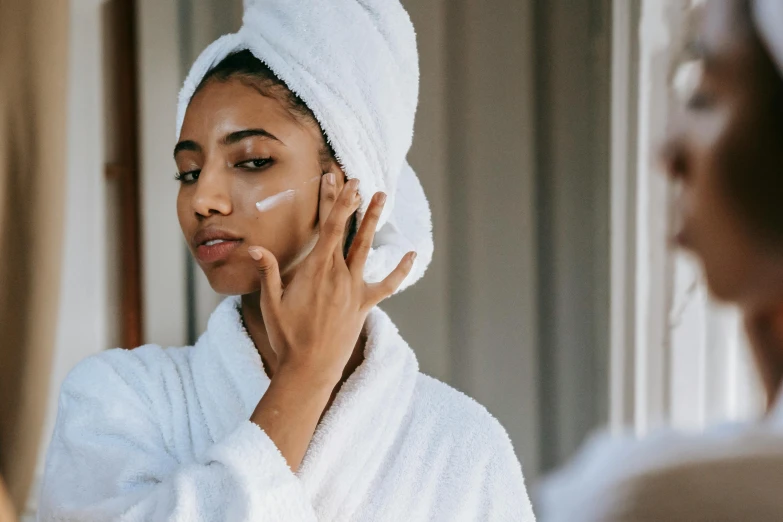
[{"xmin": 248, "ymin": 246, "xmax": 282, "ymax": 314}]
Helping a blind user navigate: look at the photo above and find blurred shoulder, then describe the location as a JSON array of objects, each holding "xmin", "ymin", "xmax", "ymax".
[
  {"xmin": 612, "ymin": 446, "xmax": 783, "ymax": 521},
  {"xmin": 539, "ymin": 425, "xmax": 783, "ymax": 521}
]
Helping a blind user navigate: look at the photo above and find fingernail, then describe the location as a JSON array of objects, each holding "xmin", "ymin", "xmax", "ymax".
[
  {"xmin": 410, "ymin": 252, "xmax": 418, "ymax": 262},
  {"xmin": 376, "ymin": 192, "xmax": 387, "ymax": 205},
  {"xmin": 326, "ymin": 173, "xmax": 335, "ymax": 185},
  {"xmin": 248, "ymin": 247, "xmax": 263, "ymax": 260},
  {"xmin": 348, "ymin": 178, "xmax": 360, "ymax": 190}
]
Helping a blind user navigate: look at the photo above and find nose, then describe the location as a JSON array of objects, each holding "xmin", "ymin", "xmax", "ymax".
[
  {"xmin": 660, "ymin": 110, "xmax": 691, "ymax": 182},
  {"xmin": 660, "ymin": 135, "xmax": 689, "ymax": 182},
  {"xmin": 191, "ymin": 164, "xmax": 233, "ymax": 219}
]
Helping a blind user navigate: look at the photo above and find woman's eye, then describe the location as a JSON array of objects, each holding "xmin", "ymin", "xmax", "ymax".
[
  {"xmin": 175, "ymin": 170, "xmax": 200, "ymax": 183},
  {"xmin": 673, "ymin": 60, "xmax": 713, "ymax": 112},
  {"xmin": 686, "ymin": 90, "xmax": 714, "ymax": 111},
  {"xmin": 236, "ymin": 158, "xmax": 273, "ymax": 169}
]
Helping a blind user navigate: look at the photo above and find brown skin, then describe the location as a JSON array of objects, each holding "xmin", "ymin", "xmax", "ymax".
[
  {"xmin": 175, "ymin": 78, "xmax": 415, "ymax": 470},
  {"xmin": 664, "ymin": 0, "xmax": 783, "ymax": 408}
]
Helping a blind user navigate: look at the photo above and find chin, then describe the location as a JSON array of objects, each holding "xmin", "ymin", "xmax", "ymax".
[
  {"xmin": 701, "ymin": 256, "xmax": 749, "ymax": 304},
  {"xmin": 703, "ymin": 273, "xmax": 735, "ymax": 303},
  {"xmin": 201, "ymin": 264, "xmax": 259, "ymax": 296}
]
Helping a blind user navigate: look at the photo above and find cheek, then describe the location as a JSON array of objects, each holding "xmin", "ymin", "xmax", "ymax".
[
  {"xmin": 682, "ymin": 123, "xmax": 767, "ymax": 300},
  {"xmin": 176, "ymin": 188, "xmax": 194, "ymax": 239},
  {"xmin": 237, "ymin": 182, "xmax": 320, "ymax": 264},
  {"xmin": 678, "ymin": 167, "xmax": 752, "ymax": 301}
]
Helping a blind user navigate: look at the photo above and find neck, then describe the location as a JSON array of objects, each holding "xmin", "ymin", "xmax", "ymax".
[
  {"xmin": 743, "ymin": 299, "xmax": 783, "ymax": 413},
  {"xmin": 239, "ymin": 292, "xmax": 367, "ymax": 387}
]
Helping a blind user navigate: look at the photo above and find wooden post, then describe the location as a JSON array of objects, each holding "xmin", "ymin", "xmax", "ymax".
[{"xmin": 106, "ymin": 0, "xmax": 143, "ymax": 349}]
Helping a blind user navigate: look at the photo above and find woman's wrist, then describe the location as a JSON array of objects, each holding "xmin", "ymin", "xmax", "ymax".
[
  {"xmin": 252, "ymin": 363, "xmax": 336, "ymax": 471},
  {"xmin": 274, "ymin": 358, "xmax": 343, "ymax": 392}
]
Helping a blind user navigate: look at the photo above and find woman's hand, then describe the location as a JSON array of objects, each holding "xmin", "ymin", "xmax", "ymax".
[
  {"xmin": 248, "ymin": 174, "xmax": 416, "ymax": 385},
  {"xmin": 246, "ymin": 173, "xmax": 415, "ymax": 471}
]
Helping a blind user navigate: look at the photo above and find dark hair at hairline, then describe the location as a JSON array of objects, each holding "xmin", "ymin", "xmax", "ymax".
[
  {"xmin": 193, "ymin": 50, "xmax": 357, "ymax": 254},
  {"xmin": 194, "ymin": 50, "xmax": 336, "ymax": 169}
]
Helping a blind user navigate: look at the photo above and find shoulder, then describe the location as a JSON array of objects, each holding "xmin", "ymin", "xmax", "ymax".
[
  {"xmin": 410, "ymin": 374, "xmax": 534, "ymax": 518},
  {"xmin": 411, "ymin": 373, "xmax": 518, "ymax": 458},
  {"xmin": 60, "ymin": 343, "xmax": 192, "ymax": 406}
]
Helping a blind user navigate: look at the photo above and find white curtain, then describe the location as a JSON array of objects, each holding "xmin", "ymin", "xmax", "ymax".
[{"xmin": 0, "ymin": 0, "xmax": 70, "ymax": 515}]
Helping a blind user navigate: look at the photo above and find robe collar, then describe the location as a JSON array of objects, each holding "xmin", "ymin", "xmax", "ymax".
[{"xmin": 203, "ymin": 296, "xmax": 419, "ymax": 521}]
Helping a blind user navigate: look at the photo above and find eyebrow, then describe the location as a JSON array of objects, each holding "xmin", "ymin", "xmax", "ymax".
[
  {"xmin": 223, "ymin": 128, "xmax": 283, "ymax": 146},
  {"xmin": 173, "ymin": 128, "xmax": 283, "ymax": 157},
  {"xmin": 173, "ymin": 140, "xmax": 200, "ymax": 157}
]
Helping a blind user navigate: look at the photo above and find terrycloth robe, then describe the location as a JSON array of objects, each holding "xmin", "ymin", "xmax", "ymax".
[{"xmin": 39, "ymin": 296, "xmax": 535, "ymax": 521}]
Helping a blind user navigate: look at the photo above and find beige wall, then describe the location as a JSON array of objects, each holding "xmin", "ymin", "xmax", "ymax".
[{"xmin": 394, "ymin": 0, "xmax": 543, "ymax": 477}]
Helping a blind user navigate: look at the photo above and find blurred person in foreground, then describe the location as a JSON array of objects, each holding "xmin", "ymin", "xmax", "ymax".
[{"xmin": 539, "ymin": 1, "xmax": 783, "ymax": 520}]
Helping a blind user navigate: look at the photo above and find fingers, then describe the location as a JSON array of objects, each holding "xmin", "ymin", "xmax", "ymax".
[
  {"xmin": 248, "ymin": 246, "xmax": 282, "ymax": 316},
  {"xmin": 318, "ymin": 173, "xmax": 338, "ymax": 234},
  {"xmin": 364, "ymin": 251, "xmax": 417, "ymax": 306},
  {"xmin": 313, "ymin": 177, "xmax": 361, "ymax": 261},
  {"xmin": 346, "ymin": 191, "xmax": 386, "ymax": 275}
]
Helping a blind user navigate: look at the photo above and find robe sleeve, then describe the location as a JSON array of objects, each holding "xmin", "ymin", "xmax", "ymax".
[{"xmin": 38, "ymin": 354, "xmax": 317, "ymax": 522}]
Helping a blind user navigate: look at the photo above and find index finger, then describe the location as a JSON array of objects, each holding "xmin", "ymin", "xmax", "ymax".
[
  {"xmin": 318, "ymin": 173, "xmax": 337, "ymax": 234},
  {"xmin": 311, "ymin": 178, "xmax": 361, "ymax": 262}
]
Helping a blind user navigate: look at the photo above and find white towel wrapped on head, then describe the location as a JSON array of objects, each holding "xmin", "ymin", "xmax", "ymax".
[{"xmin": 176, "ymin": 0, "xmax": 433, "ymax": 293}]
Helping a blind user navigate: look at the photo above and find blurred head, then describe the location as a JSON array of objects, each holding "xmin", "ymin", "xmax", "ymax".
[
  {"xmin": 175, "ymin": 51, "xmax": 350, "ymax": 295},
  {"xmin": 664, "ymin": 0, "xmax": 783, "ymax": 309}
]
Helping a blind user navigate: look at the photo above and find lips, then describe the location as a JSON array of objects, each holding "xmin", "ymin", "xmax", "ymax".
[{"xmin": 192, "ymin": 227, "xmax": 243, "ymax": 263}]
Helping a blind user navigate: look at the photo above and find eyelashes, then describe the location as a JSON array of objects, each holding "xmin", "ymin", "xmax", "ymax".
[
  {"xmin": 174, "ymin": 157, "xmax": 273, "ymax": 184},
  {"xmin": 686, "ymin": 90, "xmax": 715, "ymax": 111},
  {"xmin": 174, "ymin": 170, "xmax": 200, "ymax": 183},
  {"xmin": 235, "ymin": 157, "xmax": 273, "ymax": 169}
]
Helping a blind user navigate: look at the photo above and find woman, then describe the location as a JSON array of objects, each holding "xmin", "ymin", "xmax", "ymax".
[
  {"xmin": 539, "ymin": 0, "xmax": 783, "ymax": 520},
  {"xmin": 39, "ymin": 0, "xmax": 534, "ymax": 520}
]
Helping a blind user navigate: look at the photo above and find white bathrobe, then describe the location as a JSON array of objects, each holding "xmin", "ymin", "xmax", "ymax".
[{"xmin": 39, "ymin": 296, "xmax": 535, "ymax": 521}]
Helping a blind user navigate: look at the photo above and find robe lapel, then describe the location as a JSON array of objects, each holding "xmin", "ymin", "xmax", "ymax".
[
  {"xmin": 201, "ymin": 297, "xmax": 419, "ymax": 521},
  {"xmin": 298, "ymin": 307, "xmax": 419, "ymax": 521}
]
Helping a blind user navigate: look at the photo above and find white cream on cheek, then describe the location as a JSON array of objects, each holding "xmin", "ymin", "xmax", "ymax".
[
  {"xmin": 254, "ymin": 175, "xmax": 323, "ymax": 213},
  {"xmin": 255, "ymin": 189, "xmax": 296, "ymax": 212}
]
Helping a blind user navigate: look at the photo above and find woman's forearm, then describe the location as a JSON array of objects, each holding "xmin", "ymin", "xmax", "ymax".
[{"xmin": 250, "ymin": 366, "xmax": 337, "ymax": 471}]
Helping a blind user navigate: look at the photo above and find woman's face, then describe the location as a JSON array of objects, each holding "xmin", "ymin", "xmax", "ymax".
[
  {"xmin": 176, "ymin": 78, "xmax": 341, "ymax": 295},
  {"xmin": 664, "ymin": 0, "xmax": 783, "ymax": 308}
]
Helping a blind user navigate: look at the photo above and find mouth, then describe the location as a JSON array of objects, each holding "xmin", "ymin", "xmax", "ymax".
[{"xmin": 192, "ymin": 228, "xmax": 244, "ymax": 263}]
